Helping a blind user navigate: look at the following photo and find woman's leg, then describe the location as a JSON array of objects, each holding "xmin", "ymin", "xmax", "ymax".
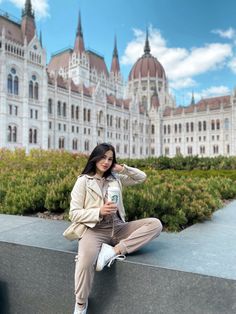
[
  {"xmin": 74, "ymin": 228, "xmax": 109, "ymax": 304},
  {"xmin": 113, "ymin": 218, "xmax": 162, "ymax": 255}
]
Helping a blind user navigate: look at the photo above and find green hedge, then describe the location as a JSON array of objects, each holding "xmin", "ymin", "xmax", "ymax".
[{"xmin": 1, "ymin": 149, "xmax": 236, "ymax": 231}]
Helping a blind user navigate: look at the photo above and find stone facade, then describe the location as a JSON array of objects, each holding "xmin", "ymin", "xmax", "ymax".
[{"xmin": 0, "ymin": 1, "xmax": 236, "ymax": 157}]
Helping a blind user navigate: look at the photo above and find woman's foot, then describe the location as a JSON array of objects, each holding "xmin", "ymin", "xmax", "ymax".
[
  {"xmin": 96, "ymin": 243, "xmax": 126, "ymax": 271},
  {"xmin": 73, "ymin": 301, "xmax": 88, "ymax": 314}
]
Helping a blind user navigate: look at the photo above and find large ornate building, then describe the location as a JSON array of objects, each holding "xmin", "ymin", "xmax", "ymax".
[{"xmin": 1, "ymin": 0, "xmax": 236, "ymax": 158}]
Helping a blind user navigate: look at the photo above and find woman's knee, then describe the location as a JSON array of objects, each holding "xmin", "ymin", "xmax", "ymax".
[{"xmin": 150, "ymin": 218, "xmax": 163, "ymax": 234}]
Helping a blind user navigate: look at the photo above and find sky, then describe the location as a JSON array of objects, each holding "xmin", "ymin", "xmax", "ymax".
[{"xmin": 1, "ymin": 0, "xmax": 236, "ymax": 105}]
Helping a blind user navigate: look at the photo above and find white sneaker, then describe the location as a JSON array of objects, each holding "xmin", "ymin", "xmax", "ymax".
[
  {"xmin": 73, "ymin": 301, "xmax": 88, "ymax": 314},
  {"xmin": 96, "ymin": 243, "xmax": 126, "ymax": 271}
]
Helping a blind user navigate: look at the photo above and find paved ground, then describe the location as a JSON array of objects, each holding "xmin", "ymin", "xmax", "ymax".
[{"xmin": 0, "ymin": 199, "xmax": 236, "ymax": 280}]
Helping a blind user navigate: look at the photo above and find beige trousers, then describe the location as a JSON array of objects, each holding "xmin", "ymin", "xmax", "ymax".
[{"xmin": 74, "ymin": 216, "xmax": 162, "ymax": 303}]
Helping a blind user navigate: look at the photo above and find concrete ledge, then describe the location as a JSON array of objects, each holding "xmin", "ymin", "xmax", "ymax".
[{"xmin": 1, "ymin": 201, "xmax": 236, "ymax": 314}]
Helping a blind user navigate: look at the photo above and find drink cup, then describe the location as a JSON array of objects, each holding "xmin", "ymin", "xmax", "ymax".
[{"xmin": 107, "ymin": 186, "xmax": 120, "ymax": 204}]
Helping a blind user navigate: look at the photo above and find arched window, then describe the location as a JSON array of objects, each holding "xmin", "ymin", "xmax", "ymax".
[
  {"xmin": 13, "ymin": 126, "xmax": 17, "ymax": 142},
  {"xmin": 29, "ymin": 128, "xmax": 37, "ymax": 144},
  {"xmin": 8, "ymin": 126, "xmax": 12, "ymax": 142},
  {"xmin": 29, "ymin": 128, "xmax": 33, "ymax": 143},
  {"xmin": 57, "ymin": 101, "xmax": 61, "ymax": 116},
  {"xmin": 178, "ymin": 123, "xmax": 182, "ymax": 133},
  {"xmin": 191, "ymin": 122, "xmax": 194, "ymax": 132},
  {"xmin": 29, "ymin": 75, "xmax": 39, "ymax": 99},
  {"xmin": 7, "ymin": 74, "xmax": 13, "ymax": 93},
  {"xmin": 76, "ymin": 106, "xmax": 79, "ymax": 120},
  {"xmin": 34, "ymin": 82, "xmax": 39, "ymax": 100},
  {"xmin": 151, "ymin": 124, "xmax": 155, "ymax": 134},
  {"xmin": 87, "ymin": 109, "xmax": 91, "ymax": 122},
  {"xmin": 59, "ymin": 137, "xmax": 65, "ymax": 149},
  {"xmin": 14, "ymin": 76, "xmax": 19, "ymax": 95},
  {"xmin": 29, "ymin": 81, "xmax": 33, "ymax": 98},
  {"xmin": 72, "ymin": 139, "xmax": 78, "ymax": 150},
  {"xmin": 33, "ymin": 129, "xmax": 37, "ymax": 144},
  {"xmin": 216, "ymin": 119, "xmax": 220, "ymax": 130},
  {"xmin": 7, "ymin": 125, "xmax": 17, "ymax": 143},
  {"xmin": 198, "ymin": 121, "xmax": 202, "ymax": 132},
  {"xmin": 48, "ymin": 99, "xmax": 53, "ymax": 114},
  {"xmin": 71, "ymin": 105, "xmax": 74, "ymax": 119},
  {"xmin": 211, "ymin": 120, "xmax": 215, "ymax": 130},
  {"xmin": 186, "ymin": 122, "xmax": 189, "ymax": 132},
  {"xmin": 63, "ymin": 102, "xmax": 66, "ymax": 117}
]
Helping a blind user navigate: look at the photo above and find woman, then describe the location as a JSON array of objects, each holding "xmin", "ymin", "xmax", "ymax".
[{"xmin": 66, "ymin": 143, "xmax": 163, "ymax": 314}]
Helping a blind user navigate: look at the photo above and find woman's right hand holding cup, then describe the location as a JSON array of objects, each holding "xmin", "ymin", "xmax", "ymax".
[{"xmin": 100, "ymin": 201, "xmax": 117, "ymax": 216}]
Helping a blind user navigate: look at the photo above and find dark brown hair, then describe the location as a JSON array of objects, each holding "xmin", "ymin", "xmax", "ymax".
[{"xmin": 81, "ymin": 143, "xmax": 117, "ymax": 177}]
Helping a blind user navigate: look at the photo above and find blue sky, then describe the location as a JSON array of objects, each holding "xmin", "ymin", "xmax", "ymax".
[{"xmin": 1, "ymin": 0, "xmax": 236, "ymax": 105}]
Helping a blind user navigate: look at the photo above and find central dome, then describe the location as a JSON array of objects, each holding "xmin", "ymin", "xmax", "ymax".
[{"xmin": 128, "ymin": 33, "xmax": 166, "ymax": 81}]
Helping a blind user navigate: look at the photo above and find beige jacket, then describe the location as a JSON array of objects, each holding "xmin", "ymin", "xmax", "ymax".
[{"xmin": 63, "ymin": 165, "xmax": 146, "ymax": 240}]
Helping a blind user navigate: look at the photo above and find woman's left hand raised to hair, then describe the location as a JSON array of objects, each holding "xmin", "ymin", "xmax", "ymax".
[{"xmin": 112, "ymin": 164, "xmax": 124, "ymax": 173}]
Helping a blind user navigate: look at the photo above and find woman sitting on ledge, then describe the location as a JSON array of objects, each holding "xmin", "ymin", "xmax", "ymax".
[{"xmin": 64, "ymin": 143, "xmax": 163, "ymax": 314}]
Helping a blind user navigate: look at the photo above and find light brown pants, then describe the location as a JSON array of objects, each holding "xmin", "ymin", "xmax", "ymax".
[{"xmin": 74, "ymin": 216, "xmax": 162, "ymax": 303}]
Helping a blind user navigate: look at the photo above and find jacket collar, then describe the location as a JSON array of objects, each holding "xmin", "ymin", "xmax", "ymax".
[{"xmin": 83, "ymin": 173, "xmax": 117, "ymax": 198}]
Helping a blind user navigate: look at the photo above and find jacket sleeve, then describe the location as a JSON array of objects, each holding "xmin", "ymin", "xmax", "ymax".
[
  {"xmin": 116, "ymin": 164, "xmax": 147, "ymax": 187},
  {"xmin": 69, "ymin": 176, "xmax": 100, "ymax": 226}
]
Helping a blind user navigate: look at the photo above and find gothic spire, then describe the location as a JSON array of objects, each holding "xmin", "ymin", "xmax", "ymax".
[
  {"xmin": 144, "ymin": 27, "xmax": 151, "ymax": 55},
  {"xmin": 40, "ymin": 30, "xmax": 43, "ymax": 47},
  {"xmin": 110, "ymin": 35, "xmax": 120, "ymax": 74},
  {"xmin": 191, "ymin": 91, "xmax": 195, "ymax": 105},
  {"xmin": 74, "ymin": 10, "xmax": 85, "ymax": 54},
  {"xmin": 22, "ymin": 0, "xmax": 34, "ymax": 18},
  {"xmin": 113, "ymin": 35, "xmax": 118, "ymax": 58},
  {"xmin": 21, "ymin": 0, "xmax": 36, "ymax": 43}
]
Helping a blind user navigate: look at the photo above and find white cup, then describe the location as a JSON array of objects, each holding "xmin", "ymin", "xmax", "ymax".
[{"xmin": 107, "ymin": 186, "xmax": 120, "ymax": 204}]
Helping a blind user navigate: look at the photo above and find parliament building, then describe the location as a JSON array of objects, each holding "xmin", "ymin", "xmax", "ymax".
[{"xmin": 1, "ymin": 0, "xmax": 236, "ymax": 158}]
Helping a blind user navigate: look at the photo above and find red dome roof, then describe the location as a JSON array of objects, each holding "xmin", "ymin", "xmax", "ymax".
[
  {"xmin": 129, "ymin": 54, "xmax": 166, "ymax": 80},
  {"xmin": 128, "ymin": 32, "xmax": 166, "ymax": 81}
]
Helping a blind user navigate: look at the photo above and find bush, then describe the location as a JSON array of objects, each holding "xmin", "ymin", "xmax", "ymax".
[{"xmin": 1, "ymin": 149, "xmax": 236, "ymax": 231}]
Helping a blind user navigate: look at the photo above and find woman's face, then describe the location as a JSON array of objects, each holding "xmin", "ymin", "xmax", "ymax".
[{"xmin": 95, "ymin": 150, "xmax": 114, "ymax": 176}]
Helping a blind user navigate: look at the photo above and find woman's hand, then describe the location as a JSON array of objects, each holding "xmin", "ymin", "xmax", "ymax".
[
  {"xmin": 100, "ymin": 201, "xmax": 117, "ymax": 216},
  {"xmin": 112, "ymin": 164, "xmax": 124, "ymax": 172}
]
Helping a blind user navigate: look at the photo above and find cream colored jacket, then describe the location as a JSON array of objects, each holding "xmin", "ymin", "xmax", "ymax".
[{"xmin": 65, "ymin": 165, "xmax": 146, "ymax": 240}]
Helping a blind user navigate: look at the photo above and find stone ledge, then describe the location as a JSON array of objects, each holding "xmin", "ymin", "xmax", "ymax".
[{"xmin": 1, "ymin": 200, "xmax": 236, "ymax": 314}]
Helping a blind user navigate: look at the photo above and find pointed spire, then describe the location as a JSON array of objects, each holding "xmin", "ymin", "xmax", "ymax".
[
  {"xmin": 110, "ymin": 35, "xmax": 120, "ymax": 74},
  {"xmin": 113, "ymin": 35, "xmax": 118, "ymax": 58},
  {"xmin": 76, "ymin": 11, "xmax": 83, "ymax": 37},
  {"xmin": 74, "ymin": 10, "xmax": 85, "ymax": 54},
  {"xmin": 144, "ymin": 27, "xmax": 151, "ymax": 55},
  {"xmin": 191, "ymin": 91, "xmax": 195, "ymax": 105},
  {"xmin": 21, "ymin": 0, "xmax": 36, "ymax": 43},
  {"xmin": 22, "ymin": 0, "xmax": 34, "ymax": 18},
  {"xmin": 40, "ymin": 30, "xmax": 43, "ymax": 47}
]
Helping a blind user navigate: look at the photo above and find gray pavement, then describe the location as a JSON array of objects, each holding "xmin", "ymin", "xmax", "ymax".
[{"xmin": 0, "ymin": 199, "xmax": 236, "ymax": 280}]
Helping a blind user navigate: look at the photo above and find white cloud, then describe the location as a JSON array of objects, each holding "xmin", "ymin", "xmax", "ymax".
[
  {"xmin": 9, "ymin": 0, "xmax": 49, "ymax": 19},
  {"xmin": 212, "ymin": 27, "xmax": 236, "ymax": 40},
  {"xmin": 170, "ymin": 78, "xmax": 196, "ymax": 90},
  {"xmin": 190, "ymin": 86, "xmax": 230, "ymax": 101},
  {"xmin": 121, "ymin": 26, "xmax": 233, "ymax": 90},
  {"xmin": 229, "ymin": 57, "xmax": 236, "ymax": 73}
]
